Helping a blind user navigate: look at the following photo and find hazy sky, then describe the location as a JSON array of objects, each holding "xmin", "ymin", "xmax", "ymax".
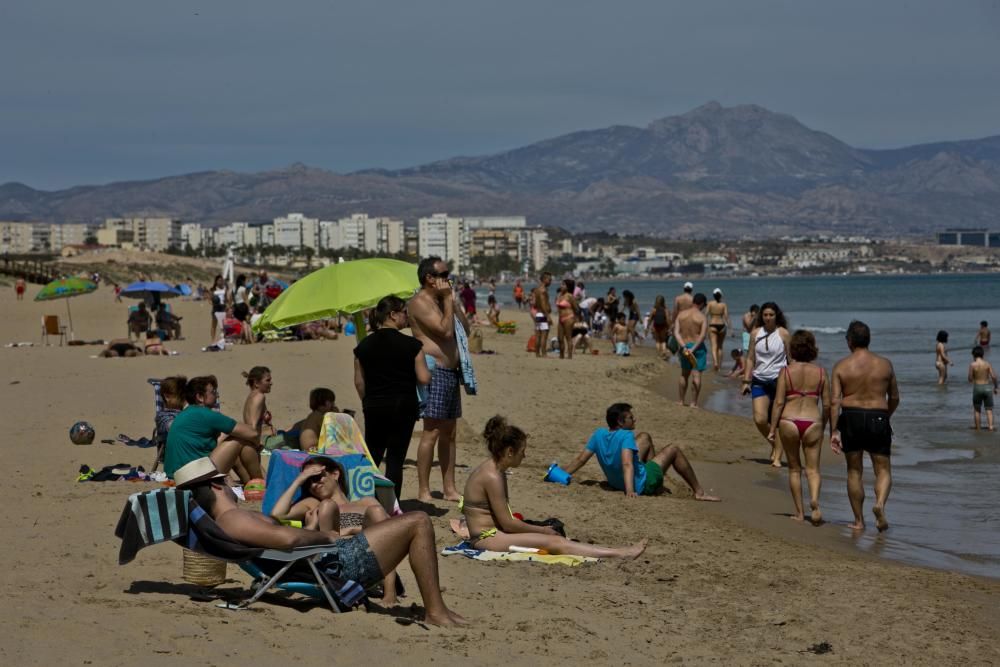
[{"xmin": 3, "ymin": 1, "xmax": 999, "ymax": 189}]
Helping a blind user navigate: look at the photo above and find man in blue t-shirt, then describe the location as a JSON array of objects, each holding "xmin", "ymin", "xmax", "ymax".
[{"xmin": 562, "ymin": 403, "xmax": 720, "ymax": 500}]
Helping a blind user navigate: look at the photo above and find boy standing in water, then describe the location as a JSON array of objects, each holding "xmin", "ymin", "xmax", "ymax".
[{"xmin": 968, "ymin": 346, "xmax": 998, "ymax": 431}]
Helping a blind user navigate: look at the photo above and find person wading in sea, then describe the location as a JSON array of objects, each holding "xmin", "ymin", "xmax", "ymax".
[{"xmin": 831, "ymin": 320, "xmax": 899, "ymax": 532}]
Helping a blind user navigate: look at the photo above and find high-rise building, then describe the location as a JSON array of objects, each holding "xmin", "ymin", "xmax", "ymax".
[
  {"xmin": 49, "ymin": 223, "xmax": 93, "ymax": 250},
  {"xmin": 332, "ymin": 214, "xmax": 405, "ymax": 254},
  {"xmin": 0, "ymin": 222, "xmax": 37, "ymax": 253},
  {"xmin": 273, "ymin": 213, "xmax": 319, "ymax": 251},
  {"xmin": 464, "ymin": 216, "xmax": 527, "ymax": 230},
  {"xmin": 99, "ymin": 217, "xmax": 180, "ymax": 250},
  {"xmin": 181, "ymin": 223, "xmax": 203, "ymax": 250},
  {"xmin": 418, "ymin": 214, "xmax": 466, "ymax": 273}
]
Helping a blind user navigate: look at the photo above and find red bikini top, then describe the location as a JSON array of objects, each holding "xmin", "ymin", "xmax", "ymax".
[{"xmin": 785, "ymin": 366, "xmax": 823, "ymax": 398}]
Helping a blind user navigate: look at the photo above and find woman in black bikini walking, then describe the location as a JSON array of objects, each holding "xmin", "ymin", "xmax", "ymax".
[{"xmin": 706, "ymin": 288, "xmax": 731, "ymax": 372}]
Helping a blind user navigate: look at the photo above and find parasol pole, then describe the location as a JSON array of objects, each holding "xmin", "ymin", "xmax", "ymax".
[
  {"xmin": 65, "ymin": 298, "xmax": 76, "ymax": 340},
  {"xmin": 352, "ymin": 311, "xmax": 367, "ymax": 342}
]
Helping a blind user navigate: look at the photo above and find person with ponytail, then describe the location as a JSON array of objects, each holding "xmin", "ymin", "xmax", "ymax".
[
  {"xmin": 354, "ymin": 295, "xmax": 431, "ymax": 498},
  {"xmin": 461, "ymin": 415, "xmax": 648, "ymax": 559}
]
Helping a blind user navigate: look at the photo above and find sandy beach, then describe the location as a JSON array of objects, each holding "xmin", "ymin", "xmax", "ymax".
[{"xmin": 1, "ymin": 285, "xmax": 998, "ymax": 666}]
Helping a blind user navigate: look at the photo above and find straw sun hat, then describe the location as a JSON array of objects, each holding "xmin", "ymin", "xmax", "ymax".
[{"xmin": 174, "ymin": 457, "xmax": 226, "ymax": 488}]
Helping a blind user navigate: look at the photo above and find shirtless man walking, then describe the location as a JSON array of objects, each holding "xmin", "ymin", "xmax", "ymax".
[
  {"xmin": 409, "ymin": 256, "xmax": 470, "ymax": 502},
  {"xmin": 530, "ymin": 272, "xmax": 553, "ymax": 358},
  {"xmin": 831, "ymin": 320, "xmax": 899, "ymax": 532},
  {"xmin": 671, "ymin": 281, "xmax": 694, "ymax": 322},
  {"xmin": 673, "ymin": 293, "xmax": 708, "ymax": 407}
]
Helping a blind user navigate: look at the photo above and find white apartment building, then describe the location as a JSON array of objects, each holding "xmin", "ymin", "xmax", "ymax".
[
  {"xmin": 418, "ymin": 213, "xmax": 467, "ymax": 274},
  {"xmin": 333, "ymin": 214, "xmax": 405, "ymax": 254},
  {"xmin": 215, "ymin": 222, "xmax": 250, "ymax": 248},
  {"xmin": 98, "ymin": 217, "xmax": 181, "ymax": 250},
  {"xmin": 464, "ymin": 216, "xmax": 527, "ymax": 230},
  {"xmin": 181, "ymin": 223, "xmax": 203, "ymax": 250},
  {"xmin": 0, "ymin": 222, "xmax": 36, "ymax": 253},
  {"xmin": 273, "ymin": 213, "xmax": 319, "ymax": 251},
  {"xmin": 521, "ymin": 228, "xmax": 549, "ymax": 272},
  {"xmin": 49, "ymin": 223, "xmax": 93, "ymax": 250}
]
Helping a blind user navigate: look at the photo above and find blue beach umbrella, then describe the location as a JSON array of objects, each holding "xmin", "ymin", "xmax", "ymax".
[{"xmin": 119, "ymin": 281, "xmax": 182, "ymax": 301}]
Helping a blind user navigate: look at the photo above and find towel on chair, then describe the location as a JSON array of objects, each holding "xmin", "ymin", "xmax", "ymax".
[{"xmin": 115, "ymin": 488, "xmax": 191, "ymax": 564}]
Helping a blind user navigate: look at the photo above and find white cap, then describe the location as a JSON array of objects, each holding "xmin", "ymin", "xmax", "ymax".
[
  {"xmin": 683, "ymin": 281, "xmax": 693, "ymax": 290},
  {"xmin": 713, "ymin": 288, "xmax": 723, "ymax": 296}
]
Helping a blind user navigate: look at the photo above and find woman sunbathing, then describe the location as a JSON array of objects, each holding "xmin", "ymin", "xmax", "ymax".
[
  {"xmin": 270, "ymin": 457, "xmax": 398, "ymax": 605},
  {"xmin": 462, "ymin": 415, "xmax": 647, "ymax": 559}
]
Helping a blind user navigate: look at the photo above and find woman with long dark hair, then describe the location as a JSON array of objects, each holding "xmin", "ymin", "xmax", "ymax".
[
  {"xmin": 353, "ymin": 295, "xmax": 431, "ymax": 497},
  {"xmin": 742, "ymin": 301, "xmax": 790, "ymax": 467}
]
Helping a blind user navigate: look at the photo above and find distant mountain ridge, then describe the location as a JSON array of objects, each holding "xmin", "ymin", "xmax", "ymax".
[{"xmin": 3, "ymin": 101, "xmax": 1000, "ymax": 237}]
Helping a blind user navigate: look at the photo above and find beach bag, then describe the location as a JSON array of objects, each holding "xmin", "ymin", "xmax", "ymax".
[
  {"xmin": 469, "ymin": 328, "xmax": 483, "ymax": 354},
  {"xmin": 526, "ymin": 334, "xmax": 537, "ymax": 353}
]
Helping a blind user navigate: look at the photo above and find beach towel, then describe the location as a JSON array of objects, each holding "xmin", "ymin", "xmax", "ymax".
[
  {"xmin": 454, "ymin": 315, "xmax": 478, "ymax": 395},
  {"xmin": 441, "ymin": 541, "xmax": 597, "ymax": 567},
  {"xmin": 115, "ymin": 488, "xmax": 191, "ymax": 564}
]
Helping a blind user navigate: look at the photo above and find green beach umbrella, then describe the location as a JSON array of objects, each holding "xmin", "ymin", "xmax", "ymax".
[
  {"xmin": 252, "ymin": 258, "xmax": 419, "ymax": 340},
  {"xmin": 35, "ymin": 277, "xmax": 98, "ymax": 340}
]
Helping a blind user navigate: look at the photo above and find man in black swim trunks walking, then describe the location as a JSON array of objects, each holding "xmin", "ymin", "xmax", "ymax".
[{"xmin": 830, "ymin": 320, "xmax": 900, "ymax": 532}]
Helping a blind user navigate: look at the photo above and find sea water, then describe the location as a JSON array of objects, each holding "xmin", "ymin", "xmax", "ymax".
[{"xmin": 563, "ymin": 273, "xmax": 999, "ymax": 579}]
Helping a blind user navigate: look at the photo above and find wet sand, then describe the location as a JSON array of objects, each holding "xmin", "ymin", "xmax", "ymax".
[{"xmin": 1, "ymin": 287, "xmax": 998, "ymax": 665}]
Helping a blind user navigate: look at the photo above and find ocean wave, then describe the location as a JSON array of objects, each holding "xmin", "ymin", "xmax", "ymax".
[{"xmin": 798, "ymin": 326, "xmax": 847, "ymax": 334}]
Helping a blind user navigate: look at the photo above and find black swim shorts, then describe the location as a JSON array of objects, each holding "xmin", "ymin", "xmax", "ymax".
[{"xmin": 837, "ymin": 407, "xmax": 892, "ymax": 457}]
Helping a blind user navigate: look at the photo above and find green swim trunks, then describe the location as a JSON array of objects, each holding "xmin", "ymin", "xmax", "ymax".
[{"xmin": 641, "ymin": 460, "xmax": 664, "ymax": 495}]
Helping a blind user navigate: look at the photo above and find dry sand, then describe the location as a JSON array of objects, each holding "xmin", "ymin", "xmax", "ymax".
[{"xmin": 1, "ymin": 285, "xmax": 997, "ymax": 665}]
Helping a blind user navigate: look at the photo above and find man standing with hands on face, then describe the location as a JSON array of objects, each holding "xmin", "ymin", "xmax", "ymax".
[{"xmin": 409, "ymin": 256, "xmax": 471, "ymax": 503}]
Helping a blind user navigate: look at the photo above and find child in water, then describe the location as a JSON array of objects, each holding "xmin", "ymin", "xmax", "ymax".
[{"xmin": 461, "ymin": 415, "xmax": 647, "ymax": 559}]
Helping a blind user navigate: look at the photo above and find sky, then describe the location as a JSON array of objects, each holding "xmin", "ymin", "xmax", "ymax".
[{"xmin": 2, "ymin": 0, "xmax": 1000, "ymax": 190}]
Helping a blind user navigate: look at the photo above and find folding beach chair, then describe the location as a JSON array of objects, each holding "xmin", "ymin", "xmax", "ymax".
[
  {"xmin": 41, "ymin": 315, "xmax": 67, "ymax": 346},
  {"xmin": 147, "ymin": 378, "xmax": 222, "ymax": 473},
  {"xmin": 115, "ymin": 488, "xmax": 367, "ymax": 613}
]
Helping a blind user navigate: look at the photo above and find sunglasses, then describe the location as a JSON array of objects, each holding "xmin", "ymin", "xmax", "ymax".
[{"xmin": 433, "ymin": 270, "xmax": 450, "ymax": 279}]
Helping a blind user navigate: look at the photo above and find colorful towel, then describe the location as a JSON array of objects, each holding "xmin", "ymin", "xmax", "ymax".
[
  {"xmin": 441, "ymin": 541, "xmax": 597, "ymax": 567},
  {"xmin": 454, "ymin": 315, "xmax": 478, "ymax": 395},
  {"xmin": 115, "ymin": 488, "xmax": 191, "ymax": 564}
]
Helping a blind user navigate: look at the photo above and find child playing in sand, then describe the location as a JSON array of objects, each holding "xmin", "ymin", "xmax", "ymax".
[
  {"xmin": 461, "ymin": 415, "xmax": 647, "ymax": 559},
  {"xmin": 968, "ymin": 346, "xmax": 998, "ymax": 431},
  {"xmin": 243, "ymin": 366, "xmax": 275, "ymax": 442},
  {"xmin": 728, "ymin": 348, "xmax": 745, "ymax": 378},
  {"xmin": 611, "ymin": 313, "xmax": 630, "ymax": 356}
]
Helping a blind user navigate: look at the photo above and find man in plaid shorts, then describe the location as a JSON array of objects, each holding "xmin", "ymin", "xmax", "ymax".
[{"xmin": 409, "ymin": 256, "xmax": 471, "ymax": 503}]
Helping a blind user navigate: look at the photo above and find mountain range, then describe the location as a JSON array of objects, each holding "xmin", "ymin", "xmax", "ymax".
[{"xmin": 3, "ymin": 101, "xmax": 1000, "ymax": 237}]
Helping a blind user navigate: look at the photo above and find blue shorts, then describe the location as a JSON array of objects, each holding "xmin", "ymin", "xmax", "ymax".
[
  {"xmin": 751, "ymin": 376, "xmax": 778, "ymax": 401},
  {"xmin": 421, "ymin": 365, "xmax": 462, "ymax": 420},
  {"xmin": 615, "ymin": 341, "xmax": 631, "ymax": 356},
  {"xmin": 680, "ymin": 343, "xmax": 707, "ymax": 372},
  {"xmin": 317, "ymin": 533, "xmax": 383, "ymax": 587}
]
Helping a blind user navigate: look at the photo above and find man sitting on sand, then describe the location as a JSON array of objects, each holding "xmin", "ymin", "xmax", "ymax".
[
  {"xmin": 290, "ymin": 387, "xmax": 341, "ymax": 451},
  {"xmin": 561, "ymin": 403, "xmax": 720, "ymax": 501},
  {"xmin": 176, "ymin": 457, "xmax": 467, "ymax": 625}
]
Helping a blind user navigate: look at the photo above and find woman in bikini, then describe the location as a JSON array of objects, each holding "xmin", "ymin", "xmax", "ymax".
[
  {"xmin": 242, "ymin": 366, "xmax": 275, "ymax": 441},
  {"xmin": 555, "ymin": 279, "xmax": 579, "ymax": 359},
  {"xmin": 742, "ymin": 302, "xmax": 790, "ymax": 467},
  {"xmin": 622, "ymin": 290, "xmax": 641, "ymax": 345},
  {"xmin": 462, "ymin": 415, "xmax": 647, "ymax": 559},
  {"xmin": 935, "ymin": 330, "xmax": 952, "ymax": 385},
  {"xmin": 647, "ymin": 295, "xmax": 671, "ymax": 359},
  {"xmin": 768, "ymin": 330, "xmax": 829, "ymax": 525},
  {"xmin": 269, "ymin": 457, "xmax": 398, "ymax": 605},
  {"xmin": 706, "ymin": 288, "xmax": 731, "ymax": 372}
]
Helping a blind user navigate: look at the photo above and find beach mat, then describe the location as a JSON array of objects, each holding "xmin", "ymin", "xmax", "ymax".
[{"xmin": 441, "ymin": 541, "xmax": 597, "ymax": 566}]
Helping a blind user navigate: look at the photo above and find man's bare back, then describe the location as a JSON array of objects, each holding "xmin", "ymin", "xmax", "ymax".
[
  {"xmin": 673, "ymin": 292, "xmax": 693, "ymax": 320},
  {"xmin": 833, "ymin": 349, "xmax": 898, "ymax": 412},
  {"xmin": 676, "ymin": 306, "xmax": 706, "ymax": 344}
]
